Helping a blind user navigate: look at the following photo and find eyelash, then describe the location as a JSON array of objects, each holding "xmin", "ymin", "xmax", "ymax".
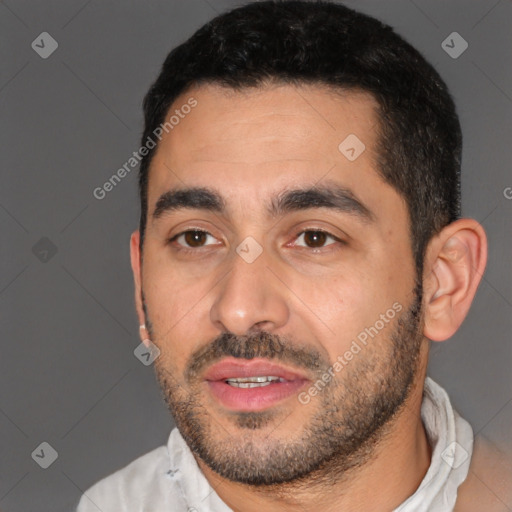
[{"xmin": 167, "ymin": 228, "xmax": 344, "ymax": 253}]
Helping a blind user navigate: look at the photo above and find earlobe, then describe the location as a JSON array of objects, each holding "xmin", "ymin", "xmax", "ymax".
[
  {"xmin": 139, "ymin": 324, "xmax": 152, "ymax": 348},
  {"xmin": 423, "ymin": 219, "xmax": 487, "ymax": 342},
  {"xmin": 130, "ymin": 231, "xmax": 146, "ymax": 331}
]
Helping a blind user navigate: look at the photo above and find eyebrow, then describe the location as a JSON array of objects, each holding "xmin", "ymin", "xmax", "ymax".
[
  {"xmin": 152, "ymin": 183, "xmax": 374, "ymax": 223},
  {"xmin": 270, "ymin": 182, "xmax": 374, "ymax": 222},
  {"xmin": 153, "ymin": 187, "xmax": 225, "ymax": 220}
]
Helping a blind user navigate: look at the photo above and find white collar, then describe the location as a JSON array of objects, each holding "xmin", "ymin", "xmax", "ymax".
[
  {"xmin": 167, "ymin": 376, "xmax": 473, "ymax": 512},
  {"xmin": 394, "ymin": 377, "xmax": 473, "ymax": 511}
]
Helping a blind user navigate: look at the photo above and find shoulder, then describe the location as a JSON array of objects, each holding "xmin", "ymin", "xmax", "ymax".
[
  {"xmin": 454, "ymin": 436, "xmax": 512, "ymax": 511},
  {"xmin": 76, "ymin": 444, "xmax": 187, "ymax": 511}
]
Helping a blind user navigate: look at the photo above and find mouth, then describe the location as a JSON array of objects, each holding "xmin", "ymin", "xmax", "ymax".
[{"xmin": 203, "ymin": 358, "xmax": 309, "ymax": 412}]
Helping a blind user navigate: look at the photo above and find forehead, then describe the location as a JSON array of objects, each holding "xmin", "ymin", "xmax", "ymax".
[{"xmin": 146, "ymin": 83, "xmax": 403, "ymax": 222}]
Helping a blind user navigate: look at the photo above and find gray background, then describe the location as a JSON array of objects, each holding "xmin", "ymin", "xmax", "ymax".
[{"xmin": 1, "ymin": 0, "xmax": 511, "ymax": 510}]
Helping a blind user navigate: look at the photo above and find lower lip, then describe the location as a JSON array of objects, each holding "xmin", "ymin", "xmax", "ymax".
[{"xmin": 207, "ymin": 379, "xmax": 307, "ymax": 411}]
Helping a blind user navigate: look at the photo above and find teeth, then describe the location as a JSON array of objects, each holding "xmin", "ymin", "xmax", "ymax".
[
  {"xmin": 228, "ymin": 381, "xmax": 272, "ymax": 388},
  {"xmin": 228, "ymin": 376, "xmax": 280, "ymax": 383},
  {"xmin": 225, "ymin": 376, "xmax": 285, "ymax": 388}
]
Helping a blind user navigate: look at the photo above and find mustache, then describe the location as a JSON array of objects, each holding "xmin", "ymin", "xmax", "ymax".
[{"xmin": 185, "ymin": 331, "xmax": 326, "ymax": 382}]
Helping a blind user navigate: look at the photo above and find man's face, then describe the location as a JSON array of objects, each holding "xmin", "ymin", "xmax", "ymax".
[{"xmin": 134, "ymin": 83, "xmax": 425, "ymax": 484}]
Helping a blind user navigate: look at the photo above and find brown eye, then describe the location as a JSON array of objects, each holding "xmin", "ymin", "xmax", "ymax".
[
  {"xmin": 303, "ymin": 231, "xmax": 327, "ymax": 247},
  {"xmin": 295, "ymin": 230, "xmax": 338, "ymax": 249},
  {"xmin": 170, "ymin": 230, "xmax": 218, "ymax": 249},
  {"xmin": 183, "ymin": 230, "xmax": 208, "ymax": 247}
]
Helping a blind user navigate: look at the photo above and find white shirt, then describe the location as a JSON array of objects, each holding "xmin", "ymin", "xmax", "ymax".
[{"xmin": 76, "ymin": 377, "xmax": 473, "ymax": 512}]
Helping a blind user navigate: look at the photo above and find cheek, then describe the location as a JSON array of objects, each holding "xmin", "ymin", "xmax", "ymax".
[
  {"xmin": 142, "ymin": 255, "xmax": 210, "ymax": 364},
  {"xmin": 294, "ymin": 262, "xmax": 408, "ymax": 361},
  {"xmin": 283, "ymin": 272, "xmax": 368, "ymax": 358},
  {"xmin": 143, "ymin": 246, "xmax": 207, "ymax": 319}
]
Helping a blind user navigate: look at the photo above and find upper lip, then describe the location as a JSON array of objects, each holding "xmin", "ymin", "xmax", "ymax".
[{"xmin": 203, "ymin": 358, "xmax": 309, "ymax": 382}]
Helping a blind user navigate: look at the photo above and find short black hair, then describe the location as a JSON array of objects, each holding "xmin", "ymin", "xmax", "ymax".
[{"xmin": 138, "ymin": 0, "xmax": 461, "ymax": 272}]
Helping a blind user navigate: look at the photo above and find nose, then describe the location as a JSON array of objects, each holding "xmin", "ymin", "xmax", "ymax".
[{"xmin": 209, "ymin": 245, "xmax": 290, "ymax": 335}]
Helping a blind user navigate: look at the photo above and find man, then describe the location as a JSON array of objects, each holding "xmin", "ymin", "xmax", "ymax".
[{"xmin": 77, "ymin": 1, "xmax": 511, "ymax": 510}]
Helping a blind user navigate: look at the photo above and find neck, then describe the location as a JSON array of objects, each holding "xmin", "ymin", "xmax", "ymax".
[{"xmin": 199, "ymin": 370, "xmax": 432, "ymax": 512}]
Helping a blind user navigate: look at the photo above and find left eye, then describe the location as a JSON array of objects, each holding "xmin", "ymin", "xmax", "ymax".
[{"xmin": 294, "ymin": 230, "xmax": 339, "ymax": 249}]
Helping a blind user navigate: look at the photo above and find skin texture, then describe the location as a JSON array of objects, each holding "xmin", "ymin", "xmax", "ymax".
[
  {"xmin": 455, "ymin": 436, "xmax": 512, "ymax": 511},
  {"xmin": 130, "ymin": 83, "xmax": 489, "ymax": 511}
]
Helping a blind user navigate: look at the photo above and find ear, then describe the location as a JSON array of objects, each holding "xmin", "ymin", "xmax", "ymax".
[
  {"xmin": 130, "ymin": 230, "xmax": 146, "ymax": 334},
  {"xmin": 422, "ymin": 219, "xmax": 488, "ymax": 342}
]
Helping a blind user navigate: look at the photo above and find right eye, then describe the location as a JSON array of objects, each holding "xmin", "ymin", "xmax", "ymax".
[{"xmin": 167, "ymin": 230, "xmax": 220, "ymax": 251}]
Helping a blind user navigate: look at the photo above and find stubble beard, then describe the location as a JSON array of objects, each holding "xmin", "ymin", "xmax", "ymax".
[{"xmin": 149, "ymin": 284, "xmax": 424, "ymax": 487}]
